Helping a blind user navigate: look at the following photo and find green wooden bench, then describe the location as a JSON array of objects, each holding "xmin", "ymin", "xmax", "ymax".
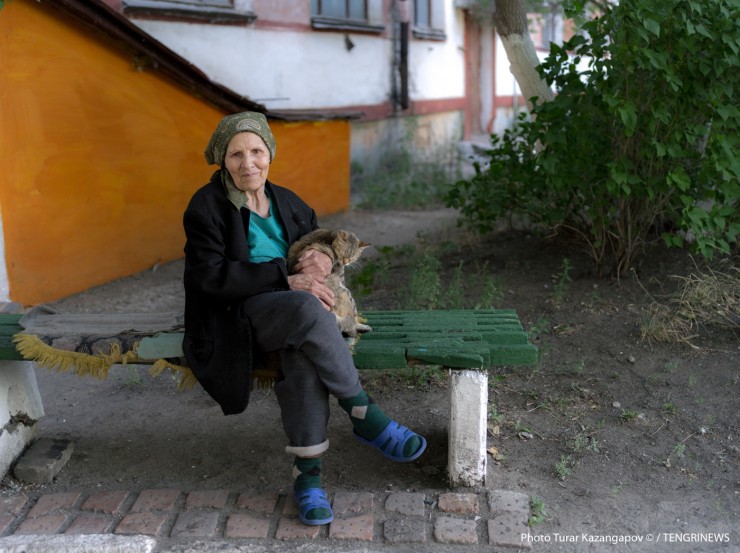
[
  {"xmin": 354, "ymin": 309, "xmax": 537, "ymax": 368},
  {"xmin": 0, "ymin": 309, "xmax": 537, "ymax": 487}
]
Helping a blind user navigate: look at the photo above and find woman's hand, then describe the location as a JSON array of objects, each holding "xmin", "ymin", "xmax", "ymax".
[
  {"xmin": 288, "ymin": 249, "xmax": 334, "ymax": 309},
  {"xmin": 287, "ymin": 274, "xmax": 334, "ymax": 310},
  {"xmin": 292, "ymin": 249, "xmax": 332, "ymax": 278}
]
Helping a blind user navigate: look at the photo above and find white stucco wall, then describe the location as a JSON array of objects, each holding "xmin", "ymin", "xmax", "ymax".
[
  {"xmin": 478, "ymin": 25, "xmax": 495, "ymax": 134},
  {"xmin": 493, "ymin": 35, "xmax": 550, "ymax": 134},
  {"xmin": 495, "ymin": 34, "xmax": 520, "ymax": 98},
  {"xmin": 493, "ymin": 32, "xmax": 524, "ymax": 134},
  {"xmin": 134, "ymin": 21, "xmax": 393, "ymax": 110},
  {"xmin": 408, "ymin": 4, "xmax": 466, "ymax": 101},
  {"xmin": 134, "ymin": 3, "xmax": 469, "ymax": 110}
]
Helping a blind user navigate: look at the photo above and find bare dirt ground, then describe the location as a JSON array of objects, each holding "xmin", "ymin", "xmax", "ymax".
[{"xmin": 2, "ymin": 207, "xmax": 738, "ymax": 551}]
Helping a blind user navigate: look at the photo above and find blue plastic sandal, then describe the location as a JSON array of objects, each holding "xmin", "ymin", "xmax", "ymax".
[
  {"xmin": 293, "ymin": 487, "xmax": 334, "ymax": 526},
  {"xmin": 353, "ymin": 420, "xmax": 427, "ymax": 462}
]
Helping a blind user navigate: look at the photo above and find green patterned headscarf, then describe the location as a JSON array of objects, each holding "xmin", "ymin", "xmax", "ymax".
[
  {"xmin": 205, "ymin": 111, "xmax": 276, "ymax": 166},
  {"xmin": 204, "ymin": 111, "xmax": 277, "ymax": 209}
]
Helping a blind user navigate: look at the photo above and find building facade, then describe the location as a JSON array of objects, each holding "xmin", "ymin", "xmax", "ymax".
[{"xmin": 102, "ymin": 0, "xmax": 544, "ymax": 188}]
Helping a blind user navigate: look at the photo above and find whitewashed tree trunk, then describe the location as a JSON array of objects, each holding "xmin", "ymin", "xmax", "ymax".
[{"xmin": 493, "ymin": 0, "xmax": 554, "ymax": 110}]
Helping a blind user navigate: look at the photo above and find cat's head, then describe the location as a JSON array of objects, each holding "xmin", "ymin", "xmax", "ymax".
[{"xmin": 333, "ymin": 230, "xmax": 370, "ymax": 266}]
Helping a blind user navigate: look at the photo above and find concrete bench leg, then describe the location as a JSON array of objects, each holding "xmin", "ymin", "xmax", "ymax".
[
  {"xmin": 448, "ymin": 369, "xmax": 488, "ymax": 487},
  {"xmin": 0, "ymin": 361, "xmax": 45, "ymax": 480}
]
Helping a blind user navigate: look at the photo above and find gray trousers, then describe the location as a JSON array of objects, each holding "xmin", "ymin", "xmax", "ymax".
[{"xmin": 241, "ymin": 290, "xmax": 363, "ymax": 457}]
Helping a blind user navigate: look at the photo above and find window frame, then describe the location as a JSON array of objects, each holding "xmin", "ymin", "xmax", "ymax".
[
  {"xmin": 412, "ymin": 0, "xmax": 446, "ymax": 41},
  {"xmin": 310, "ymin": 0, "xmax": 384, "ymax": 34},
  {"xmin": 121, "ymin": 0, "xmax": 257, "ymax": 25}
]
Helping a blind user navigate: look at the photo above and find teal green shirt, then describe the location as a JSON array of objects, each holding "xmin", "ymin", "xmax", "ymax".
[{"xmin": 247, "ymin": 198, "xmax": 289, "ymax": 263}]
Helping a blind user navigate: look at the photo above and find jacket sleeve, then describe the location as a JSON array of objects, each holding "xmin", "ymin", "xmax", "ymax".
[{"xmin": 183, "ymin": 199, "xmax": 290, "ymax": 301}]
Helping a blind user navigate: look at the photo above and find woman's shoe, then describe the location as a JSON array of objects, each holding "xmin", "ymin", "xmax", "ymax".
[
  {"xmin": 293, "ymin": 487, "xmax": 334, "ymax": 526},
  {"xmin": 353, "ymin": 420, "xmax": 427, "ymax": 462}
]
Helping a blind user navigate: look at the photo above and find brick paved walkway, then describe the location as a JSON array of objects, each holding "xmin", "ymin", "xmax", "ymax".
[{"xmin": 0, "ymin": 488, "xmax": 532, "ymax": 549}]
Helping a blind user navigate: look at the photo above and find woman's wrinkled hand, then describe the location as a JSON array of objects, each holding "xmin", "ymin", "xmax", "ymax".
[
  {"xmin": 287, "ymin": 273, "xmax": 335, "ymax": 310},
  {"xmin": 292, "ymin": 249, "xmax": 332, "ymax": 279}
]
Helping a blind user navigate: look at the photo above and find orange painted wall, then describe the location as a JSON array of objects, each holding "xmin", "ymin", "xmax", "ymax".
[
  {"xmin": 270, "ymin": 121, "xmax": 350, "ymax": 217},
  {"xmin": 0, "ymin": 0, "xmax": 349, "ymax": 306}
]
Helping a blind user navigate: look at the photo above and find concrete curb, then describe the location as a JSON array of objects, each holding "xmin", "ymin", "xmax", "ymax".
[
  {"xmin": 159, "ymin": 542, "xmax": 409, "ymax": 553},
  {"xmin": 0, "ymin": 534, "xmax": 156, "ymax": 553}
]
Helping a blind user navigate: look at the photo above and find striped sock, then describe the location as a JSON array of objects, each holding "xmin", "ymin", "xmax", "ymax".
[
  {"xmin": 338, "ymin": 390, "xmax": 421, "ymax": 458},
  {"xmin": 292, "ymin": 457, "xmax": 331, "ymax": 522}
]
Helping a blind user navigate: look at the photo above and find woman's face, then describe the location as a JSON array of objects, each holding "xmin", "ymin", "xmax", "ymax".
[{"xmin": 224, "ymin": 132, "xmax": 270, "ymax": 193}]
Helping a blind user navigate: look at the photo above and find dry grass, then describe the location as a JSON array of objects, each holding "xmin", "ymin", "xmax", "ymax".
[{"xmin": 640, "ymin": 259, "xmax": 740, "ymax": 346}]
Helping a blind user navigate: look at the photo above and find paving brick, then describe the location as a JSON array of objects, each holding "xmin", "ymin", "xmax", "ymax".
[
  {"xmin": 282, "ymin": 495, "xmax": 298, "ymax": 516},
  {"xmin": 28, "ymin": 492, "xmax": 81, "ymax": 517},
  {"xmin": 438, "ymin": 492, "xmax": 479, "ymax": 514},
  {"xmin": 64, "ymin": 514, "xmax": 112, "ymax": 534},
  {"xmin": 170, "ymin": 511, "xmax": 220, "ymax": 538},
  {"xmin": 115, "ymin": 512, "xmax": 168, "ymax": 536},
  {"xmin": 332, "ymin": 492, "xmax": 373, "ymax": 517},
  {"xmin": 130, "ymin": 489, "xmax": 180, "ymax": 512},
  {"xmin": 383, "ymin": 518, "xmax": 427, "ymax": 543},
  {"xmin": 0, "ymin": 515, "xmax": 15, "ymax": 534},
  {"xmin": 236, "ymin": 492, "xmax": 279, "ymax": 514},
  {"xmin": 15, "ymin": 514, "xmax": 67, "ymax": 534},
  {"xmin": 488, "ymin": 511, "xmax": 532, "ymax": 549},
  {"xmin": 488, "ymin": 489, "xmax": 530, "ymax": 513},
  {"xmin": 186, "ymin": 490, "xmax": 229, "ymax": 510},
  {"xmin": 275, "ymin": 517, "xmax": 320, "ymax": 540},
  {"xmin": 0, "ymin": 496, "xmax": 28, "ymax": 517},
  {"xmin": 433, "ymin": 516, "xmax": 478, "ymax": 544},
  {"xmin": 329, "ymin": 512, "xmax": 374, "ymax": 541},
  {"xmin": 385, "ymin": 492, "xmax": 426, "ymax": 517},
  {"xmin": 225, "ymin": 513, "xmax": 270, "ymax": 539},
  {"xmin": 81, "ymin": 490, "xmax": 129, "ymax": 514}
]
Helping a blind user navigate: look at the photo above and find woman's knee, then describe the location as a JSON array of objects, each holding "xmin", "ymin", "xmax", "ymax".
[{"xmin": 290, "ymin": 291, "xmax": 334, "ymax": 326}]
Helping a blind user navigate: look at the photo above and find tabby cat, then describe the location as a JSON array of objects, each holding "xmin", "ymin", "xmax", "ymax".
[{"xmin": 287, "ymin": 229, "xmax": 372, "ymax": 338}]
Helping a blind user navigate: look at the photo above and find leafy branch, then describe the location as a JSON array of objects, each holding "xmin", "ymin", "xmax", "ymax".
[{"xmin": 447, "ymin": 0, "xmax": 739, "ymax": 277}]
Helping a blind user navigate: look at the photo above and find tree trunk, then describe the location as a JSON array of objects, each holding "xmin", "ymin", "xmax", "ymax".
[{"xmin": 493, "ymin": 0, "xmax": 554, "ymax": 110}]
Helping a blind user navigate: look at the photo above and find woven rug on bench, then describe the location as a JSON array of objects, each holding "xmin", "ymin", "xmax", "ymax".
[{"xmin": 12, "ymin": 305, "xmax": 203, "ymax": 388}]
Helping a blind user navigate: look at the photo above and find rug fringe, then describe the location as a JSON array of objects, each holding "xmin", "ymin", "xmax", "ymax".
[
  {"xmin": 11, "ymin": 333, "xmax": 136, "ymax": 380},
  {"xmin": 12, "ymin": 332, "xmax": 276, "ymax": 391},
  {"xmin": 149, "ymin": 359, "xmax": 198, "ymax": 391}
]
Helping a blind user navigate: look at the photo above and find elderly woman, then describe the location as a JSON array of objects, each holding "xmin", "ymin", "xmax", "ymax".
[{"xmin": 182, "ymin": 112, "xmax": 426, "ymax": 526}]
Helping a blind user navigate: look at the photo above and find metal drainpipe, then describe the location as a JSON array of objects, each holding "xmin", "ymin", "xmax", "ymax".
[{"xmin": 398, "ymin": 0, "xmax": 410, "ymax": 110}]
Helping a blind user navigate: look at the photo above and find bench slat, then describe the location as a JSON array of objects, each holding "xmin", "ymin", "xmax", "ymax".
[{"xmin": 350, "ymin": 344, "xmax": 408, "ymax": 369}]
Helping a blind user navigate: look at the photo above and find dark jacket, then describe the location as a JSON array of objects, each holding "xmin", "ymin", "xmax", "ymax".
[{"xmin": 182, "ymin": 170, "xmax": 318, "ymax": 415}]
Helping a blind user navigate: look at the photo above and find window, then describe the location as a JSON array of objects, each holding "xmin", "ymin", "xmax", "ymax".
[
  {"xmin": 414, "ymin": 0, "xmax": 430, "ymax": 27},
  {"xmin": 312, "ymin": 0, "xmax": 367, "ymax": 20},
  {"xmin": 413, "ymin": 0, "xmax": 445, "ymax": 40},
  {"xmin": 310, "ymin": 0, "xmax": 384, "ymax": 33},
  {"xmin": 122, "ymin": 0, "xmax": 256, "ymax": 25}
]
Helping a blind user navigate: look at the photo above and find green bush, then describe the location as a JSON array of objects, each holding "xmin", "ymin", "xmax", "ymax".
[{"xmin": 447, "ymin": 0, "xmax": 739, "ymax": 276}]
